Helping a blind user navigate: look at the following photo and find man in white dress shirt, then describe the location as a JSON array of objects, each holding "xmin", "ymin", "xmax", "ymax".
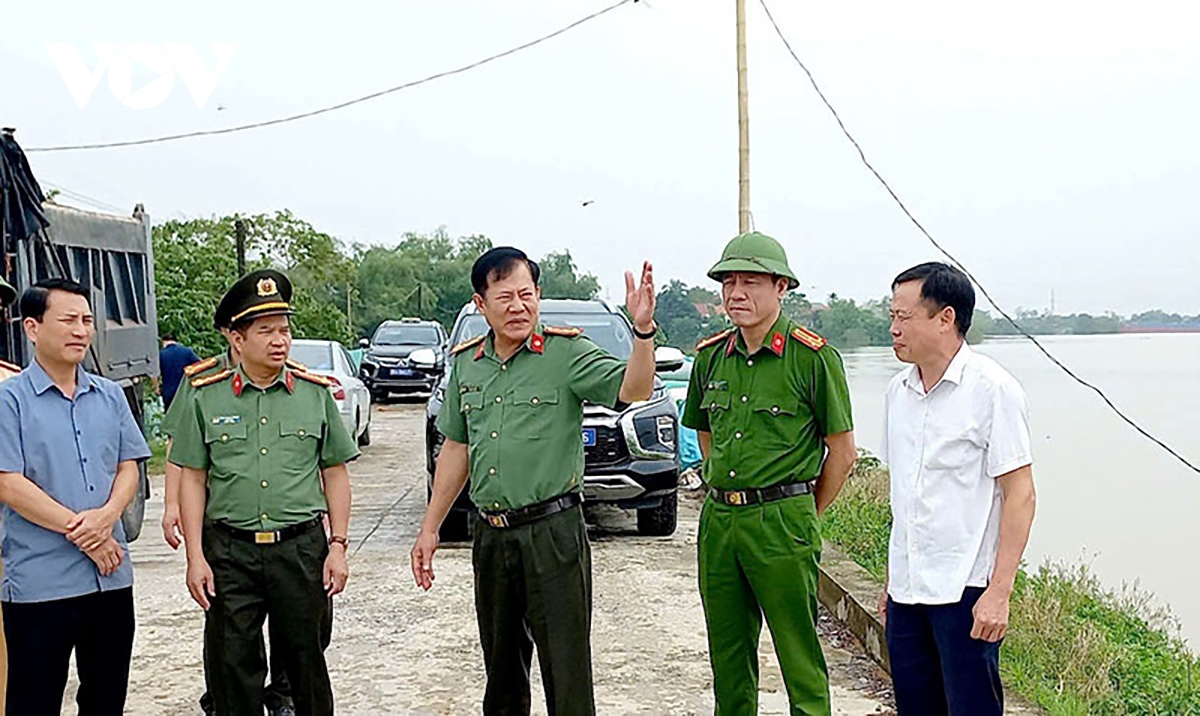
[{"xmin": 879, "ymin": 262, "xmax": 1036, "ymax": 716}]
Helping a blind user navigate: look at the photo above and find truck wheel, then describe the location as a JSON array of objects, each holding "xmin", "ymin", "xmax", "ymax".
[
  {"xmin": 357, "ymin": 415, "xmax": 371, "ymax": 447},
  {"xmin": 121, "ymin": 461, "xmax": 149, "ymax": 542},
  {"xmin": 637, "ymin": 490, "xmax": 678, "ymax": 537}
]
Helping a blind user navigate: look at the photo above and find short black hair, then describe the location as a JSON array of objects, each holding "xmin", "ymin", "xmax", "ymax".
[
  {"xmin": 20, "ymin": 278, "xmax": 91, "ymax": 322},
  {"xmin": 892, "ymin": 262, "xmax": 975, "ymax": 336},
  {"xmin": 162, "ymin": 332, "xmax": 177, "ymax": 342},
  {"xmin": 471, "ymin": 247, "xmax": 540, "ymax": 296}
]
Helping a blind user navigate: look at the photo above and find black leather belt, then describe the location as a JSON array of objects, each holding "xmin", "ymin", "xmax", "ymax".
[
  {"xmin": 709, "ymin": 480, "xmax": 816, "ymax": 507},
  {"xmin": 212, "ymin": 516, "xmax": 323, "ymax": 545},
  {"xmin": 479, "ymin": 492, "xmax": 583, "ymax": 529}
]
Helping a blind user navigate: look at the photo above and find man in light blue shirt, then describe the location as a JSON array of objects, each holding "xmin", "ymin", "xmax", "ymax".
[{"xmin": 0, "ymin": 278, "xmax": 150, "ymax": 714}]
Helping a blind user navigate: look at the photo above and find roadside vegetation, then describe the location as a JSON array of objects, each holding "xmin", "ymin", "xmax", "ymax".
[{"xmin": 822, "ymin": 453, "xmax": 1200, "ymax": 715}]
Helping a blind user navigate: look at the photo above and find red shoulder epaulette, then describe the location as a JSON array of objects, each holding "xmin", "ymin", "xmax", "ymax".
[
  {"xmin": 451, "ymin": 335, "xmax": 485, "ymax": 356},
  {"xmin": 791, "ymin": 326, "xmax": 828, "ymax": 351},
  {"xmin": 191, "ymin": 369, "xmax": 233, "ymax": 388},
  {"xmin": 183, "ymin": 355, "xmax": 220, "ymax": 377},
  {"xmin": 293, "ymin": 370, "xmax": 331, "ymax": 388},
  {"xmin": 544, "ymin": 326, "xmax": 583, "ymax": 338},
  {"xmin": 696, "ymin": 328, "xmax": 735, "ymax": 351}
]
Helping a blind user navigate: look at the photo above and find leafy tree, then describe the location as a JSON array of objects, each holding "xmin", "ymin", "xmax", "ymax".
[{"xmin": 538, "ymin": 250, "xmax": 600, "ymax": 300}]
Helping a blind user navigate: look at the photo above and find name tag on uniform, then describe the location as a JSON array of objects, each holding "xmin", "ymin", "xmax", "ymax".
[{"xmin": 211, "ymin": 415, "xmax": 242, "ymax": 425}]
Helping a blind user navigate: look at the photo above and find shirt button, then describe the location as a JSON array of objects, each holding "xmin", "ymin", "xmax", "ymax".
[
  {"xmin": 261, "ymin": 481, "xmax": 269, "ymax": 488},
  {"xmin": 495, "ymin": 396, "xmax": 502, "ymax": 404},
  {"xmin": 490, "ymin": 431, "xmax": 498, "ymax": 439},
  {"xmin": 741, "ymin": 395, "xmax": 749, "ymax": 403},
  {"xmin": 729, "ymin": 470, "xmax": 737, "ymax": 478},
  {"xmin": 747, "ymin": 359, "xmax": 754, "ymax": 367},
  {"xmin": 501, "ymin": 365, "xmax": 508, "ymax": 371},
  {"xmin": 261, "ymin": 513, "xmax": 268, "ymax": 520},
  {"xmin": 531, "ymin": 397, "xmax": 539, "ymax": 405},
  {"xmin": 771, "ymin": 406, "xmax": 780, "ymax": 414},
  {"xmin": 298, "ymin": 429, "xmax": 306, "ymax": 437},
  {"xmin": 260, "ymin": 447, "xmax": 269, "ymax": 455},
  {"xmin": 221, "ymin": 434, "xmax": 229, "ymax": 442},
  {"xmin": 488, "ymin": 467, "xmax": 497, "ymax": 475},
  {"xmin": 261, "ymin": 417, "xmax": 268, "ymax": 425},
  {"xmin": 735, "ymin": 432, "xmax": 743, "ymax": 439}
]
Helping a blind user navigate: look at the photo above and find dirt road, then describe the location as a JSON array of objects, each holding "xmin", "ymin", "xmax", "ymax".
[{"xmin": 70, "ymin": 403, "xmax": 893, "ymax": 714}]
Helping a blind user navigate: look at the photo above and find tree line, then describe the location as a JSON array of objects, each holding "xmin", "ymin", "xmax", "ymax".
[{"xmin": 152, "ymin": 210, "xmax": 1196, "ymax": 357}]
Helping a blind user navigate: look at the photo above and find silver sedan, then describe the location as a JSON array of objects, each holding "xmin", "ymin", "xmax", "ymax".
[{"xmin": 289, "ymin": 338, "xmax": 373, "ymax": 447}]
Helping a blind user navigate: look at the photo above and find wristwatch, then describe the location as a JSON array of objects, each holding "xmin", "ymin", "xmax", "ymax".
[
  {"xmin": 329, "ymin": 535, "xmax": 350, "ymax": 548},
  {"xmin": 632, "ymin": 322, "xmax": 658, "ymax": 340}
]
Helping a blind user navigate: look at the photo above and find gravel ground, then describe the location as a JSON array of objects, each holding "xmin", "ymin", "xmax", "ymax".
[{"xmin": 65, "ymin": 402, "xmax": 895, "ymax": 715}]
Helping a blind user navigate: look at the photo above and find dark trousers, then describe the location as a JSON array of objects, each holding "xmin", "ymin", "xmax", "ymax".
[
  {"xmin": 886, "ymin": 586, "xmax": 1003, "ymax": 716},
  {"xmin": 472, "ymin": 505, "xmax": 595, "ymax": 716},
  {"xmin": 3, "ymin": 587, "xmax": 135, "ymax": 715},
  {"xmin": 203, "ymin": 521, "xmax": 333, "ymax": 716},
  {"xmin": 199, "ymin": 616, "xmax": 298, "ymax": 714}
]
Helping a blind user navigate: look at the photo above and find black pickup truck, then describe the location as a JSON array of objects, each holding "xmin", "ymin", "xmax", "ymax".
[{"xmin": 2, "ymin": 130, "xmax": 159, "ymax": 540}]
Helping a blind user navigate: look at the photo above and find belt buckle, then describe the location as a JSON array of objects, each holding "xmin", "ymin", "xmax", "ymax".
[
  {"xmin": 254, "ymin": 531, "xmax": 277, "ymax": 544},
  {"xmin": 726, "ymin": 490, "xmax": 747, "ymax": 506},
  {"xmin": 486, "ymin": 513, "xmax": 509, "ymax": 528}
]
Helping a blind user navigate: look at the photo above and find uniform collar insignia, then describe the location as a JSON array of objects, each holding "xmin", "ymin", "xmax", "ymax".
[
  {"xmin": 474, "ymin": 340, "xmax": 486, "ymax": 361},
  {"xmin": 285, "ymin": 369, "xmax": 296, "ymax": 393},
  {"xmin": 232, "ymin": 371, "xmax": 244, "ymax": 397},
  {"xmin": 769, "ymin": 331, "xmax": 786, "ymax": 357},
  {"xmin": 725, "ymin": 332, "xmax": 738, "ymax": 357},
  {"xmin": 528, "ymin": 329, "xmax": 545, "ymax": 355}
]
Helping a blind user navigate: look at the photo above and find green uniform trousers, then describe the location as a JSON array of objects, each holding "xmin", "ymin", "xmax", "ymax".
[
  {"xmin": 472, "ymin": 504, "xmax": 595, "ymax": 716},
  {"xmin": 202, "ymin": 520, "xmax": 334, "ymax": 716},
  {"xmin": 698, "ymin": 493, "xmax": 830, "ymax": 716}
]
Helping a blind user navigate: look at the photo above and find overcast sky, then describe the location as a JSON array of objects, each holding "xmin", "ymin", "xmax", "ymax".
[{"xmin": 4, "ymin": 0, "xmax": 1199, "ymax": 316}]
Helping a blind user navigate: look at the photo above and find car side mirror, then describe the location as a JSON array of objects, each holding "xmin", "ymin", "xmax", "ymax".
[
  {"xmin": 359, "ymin": 338, "xmax": 370, "ymax": 350},
  {"xmin": 654, "ymin": 346, "xmax": 686, "ymax": 373},
  {"xmin": 409, "ymin": 348, "xmax": 437, "ymax": 368}
]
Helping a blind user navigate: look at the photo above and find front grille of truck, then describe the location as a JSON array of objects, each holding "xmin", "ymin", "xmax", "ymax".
[{"xmin": 585, "ymin": 425, "xmax": 628, "ymax": 467}]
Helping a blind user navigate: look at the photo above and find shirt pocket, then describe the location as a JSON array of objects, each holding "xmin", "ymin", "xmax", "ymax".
[
  {"xmin": 204, "ymin": 422, "xmax": 249, "ymax": 478},
  {"xmin": 279, "ymin": 419, "xmax": 322, "ymax": 463},
  {"xmin": 508, "ymin": 388, "xmax": 560, "ymax": 439},
  {"xmin": 752, "ymin": 397, "xmax": 801, "ymax": 449},
  {"xmin": 923, "ymin": 420, "xmax": 984, "ymax": 475}
]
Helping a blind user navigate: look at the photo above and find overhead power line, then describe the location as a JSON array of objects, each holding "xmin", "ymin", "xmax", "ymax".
[
  {"xmin": 27, "ymin": 0, "xmax": 636, "ymax": 154},
  {"xmin": 757, "ymin": 0, "xmax": 1200, "ymax": 475}
]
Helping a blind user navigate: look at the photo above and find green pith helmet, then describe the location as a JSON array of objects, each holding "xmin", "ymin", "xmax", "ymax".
[{"xmin": 706, "ymin": 231, "xmax": 799, "ymax": 289}]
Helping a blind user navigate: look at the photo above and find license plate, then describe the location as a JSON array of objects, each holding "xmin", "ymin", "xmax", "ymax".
[
  {"xmin": 581, "ymin": 428, "xmax": 596, "ymax": 447},
  {"xmin": 389, "ymin": 368, "xmax": 413, "ymax": 378}
]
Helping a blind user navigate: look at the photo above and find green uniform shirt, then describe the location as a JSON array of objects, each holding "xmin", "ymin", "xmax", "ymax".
[
  {"xmin": 169, "ymin": 365, "xmax": 360, "ymax": 530},
  {"xmin": 436, "ymin": 326, "xmax": 627, "ymax": 512},
  {"xmin": 682, "ymin": 314, "xmax": 853, "ymax": 490},
  {"xmin": 162, "ymin": 352, "xmax": 231, "ymax": 439}
]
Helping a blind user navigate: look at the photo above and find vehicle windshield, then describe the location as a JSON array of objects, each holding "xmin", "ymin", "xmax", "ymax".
[
  {"xmin": 373, "ymin": 325, "xmax": 441, "ymax": 346},
  {"xmin": 290, "ymin": 343, "xmax": 334, "ymax": 371},
  {"xmin": 453, "ymin": 313, "xmax": 634, "ymax": 359}
]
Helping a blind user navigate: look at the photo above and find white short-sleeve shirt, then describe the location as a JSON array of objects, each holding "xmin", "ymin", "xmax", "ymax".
[{"xmin": 882, "ymin": 344, "xmax": 1032, "ymax": 605}]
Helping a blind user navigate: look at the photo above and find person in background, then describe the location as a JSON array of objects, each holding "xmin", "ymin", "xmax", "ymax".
[
  {"xmin": 0, "ymin": 278, "xmax": 151, "ymax": 713},
  {"xmin": 158, "ymin": 332, "xmax": 200, "ymax": 412},
  {"xmin": 0, "ymin": 274, "xmax": 20, "ymax": 714},
  {"xmin": 880, "ymin": 262, "xmax": 1036, "ymax": 716}
]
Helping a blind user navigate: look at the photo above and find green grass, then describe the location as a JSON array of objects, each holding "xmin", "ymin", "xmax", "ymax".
[
  {"xmin": 823, "ymin": 453, "xmax": 1200, "ymax": 715},
  {"xmin": 147, "ymin": 437, "xmax": 168, "ymax": 474}
]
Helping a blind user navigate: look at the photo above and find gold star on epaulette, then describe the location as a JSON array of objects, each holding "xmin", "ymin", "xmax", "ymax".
[{"xmin": 695, "ymin": 328, "xmax": 735, "ymax": 352}]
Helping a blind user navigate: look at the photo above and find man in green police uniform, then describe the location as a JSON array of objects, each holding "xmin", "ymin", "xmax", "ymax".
[
  {"xmin": 683, "ymin": 232, "xmax": 857, "ymax": 716},
  {"xmin": 170, "ymin": 269, "xmax": 358, "ymax": 716},
  {"xmin": 411, "ymin": 247, "xmax": 658, "ymax": 715},
  {"xmin": 160, "ymin": 271, "xmax": 303, "ymax": 716}
]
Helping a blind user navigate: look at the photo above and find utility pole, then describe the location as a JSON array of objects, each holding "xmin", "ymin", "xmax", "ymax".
[
  {"xmin": 736, "ymin": 0, "xmax": 751, "ymax": 233},
  {"xmin": 234, "ymin": 218, "xmax": 247, "ymax": 277}
]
